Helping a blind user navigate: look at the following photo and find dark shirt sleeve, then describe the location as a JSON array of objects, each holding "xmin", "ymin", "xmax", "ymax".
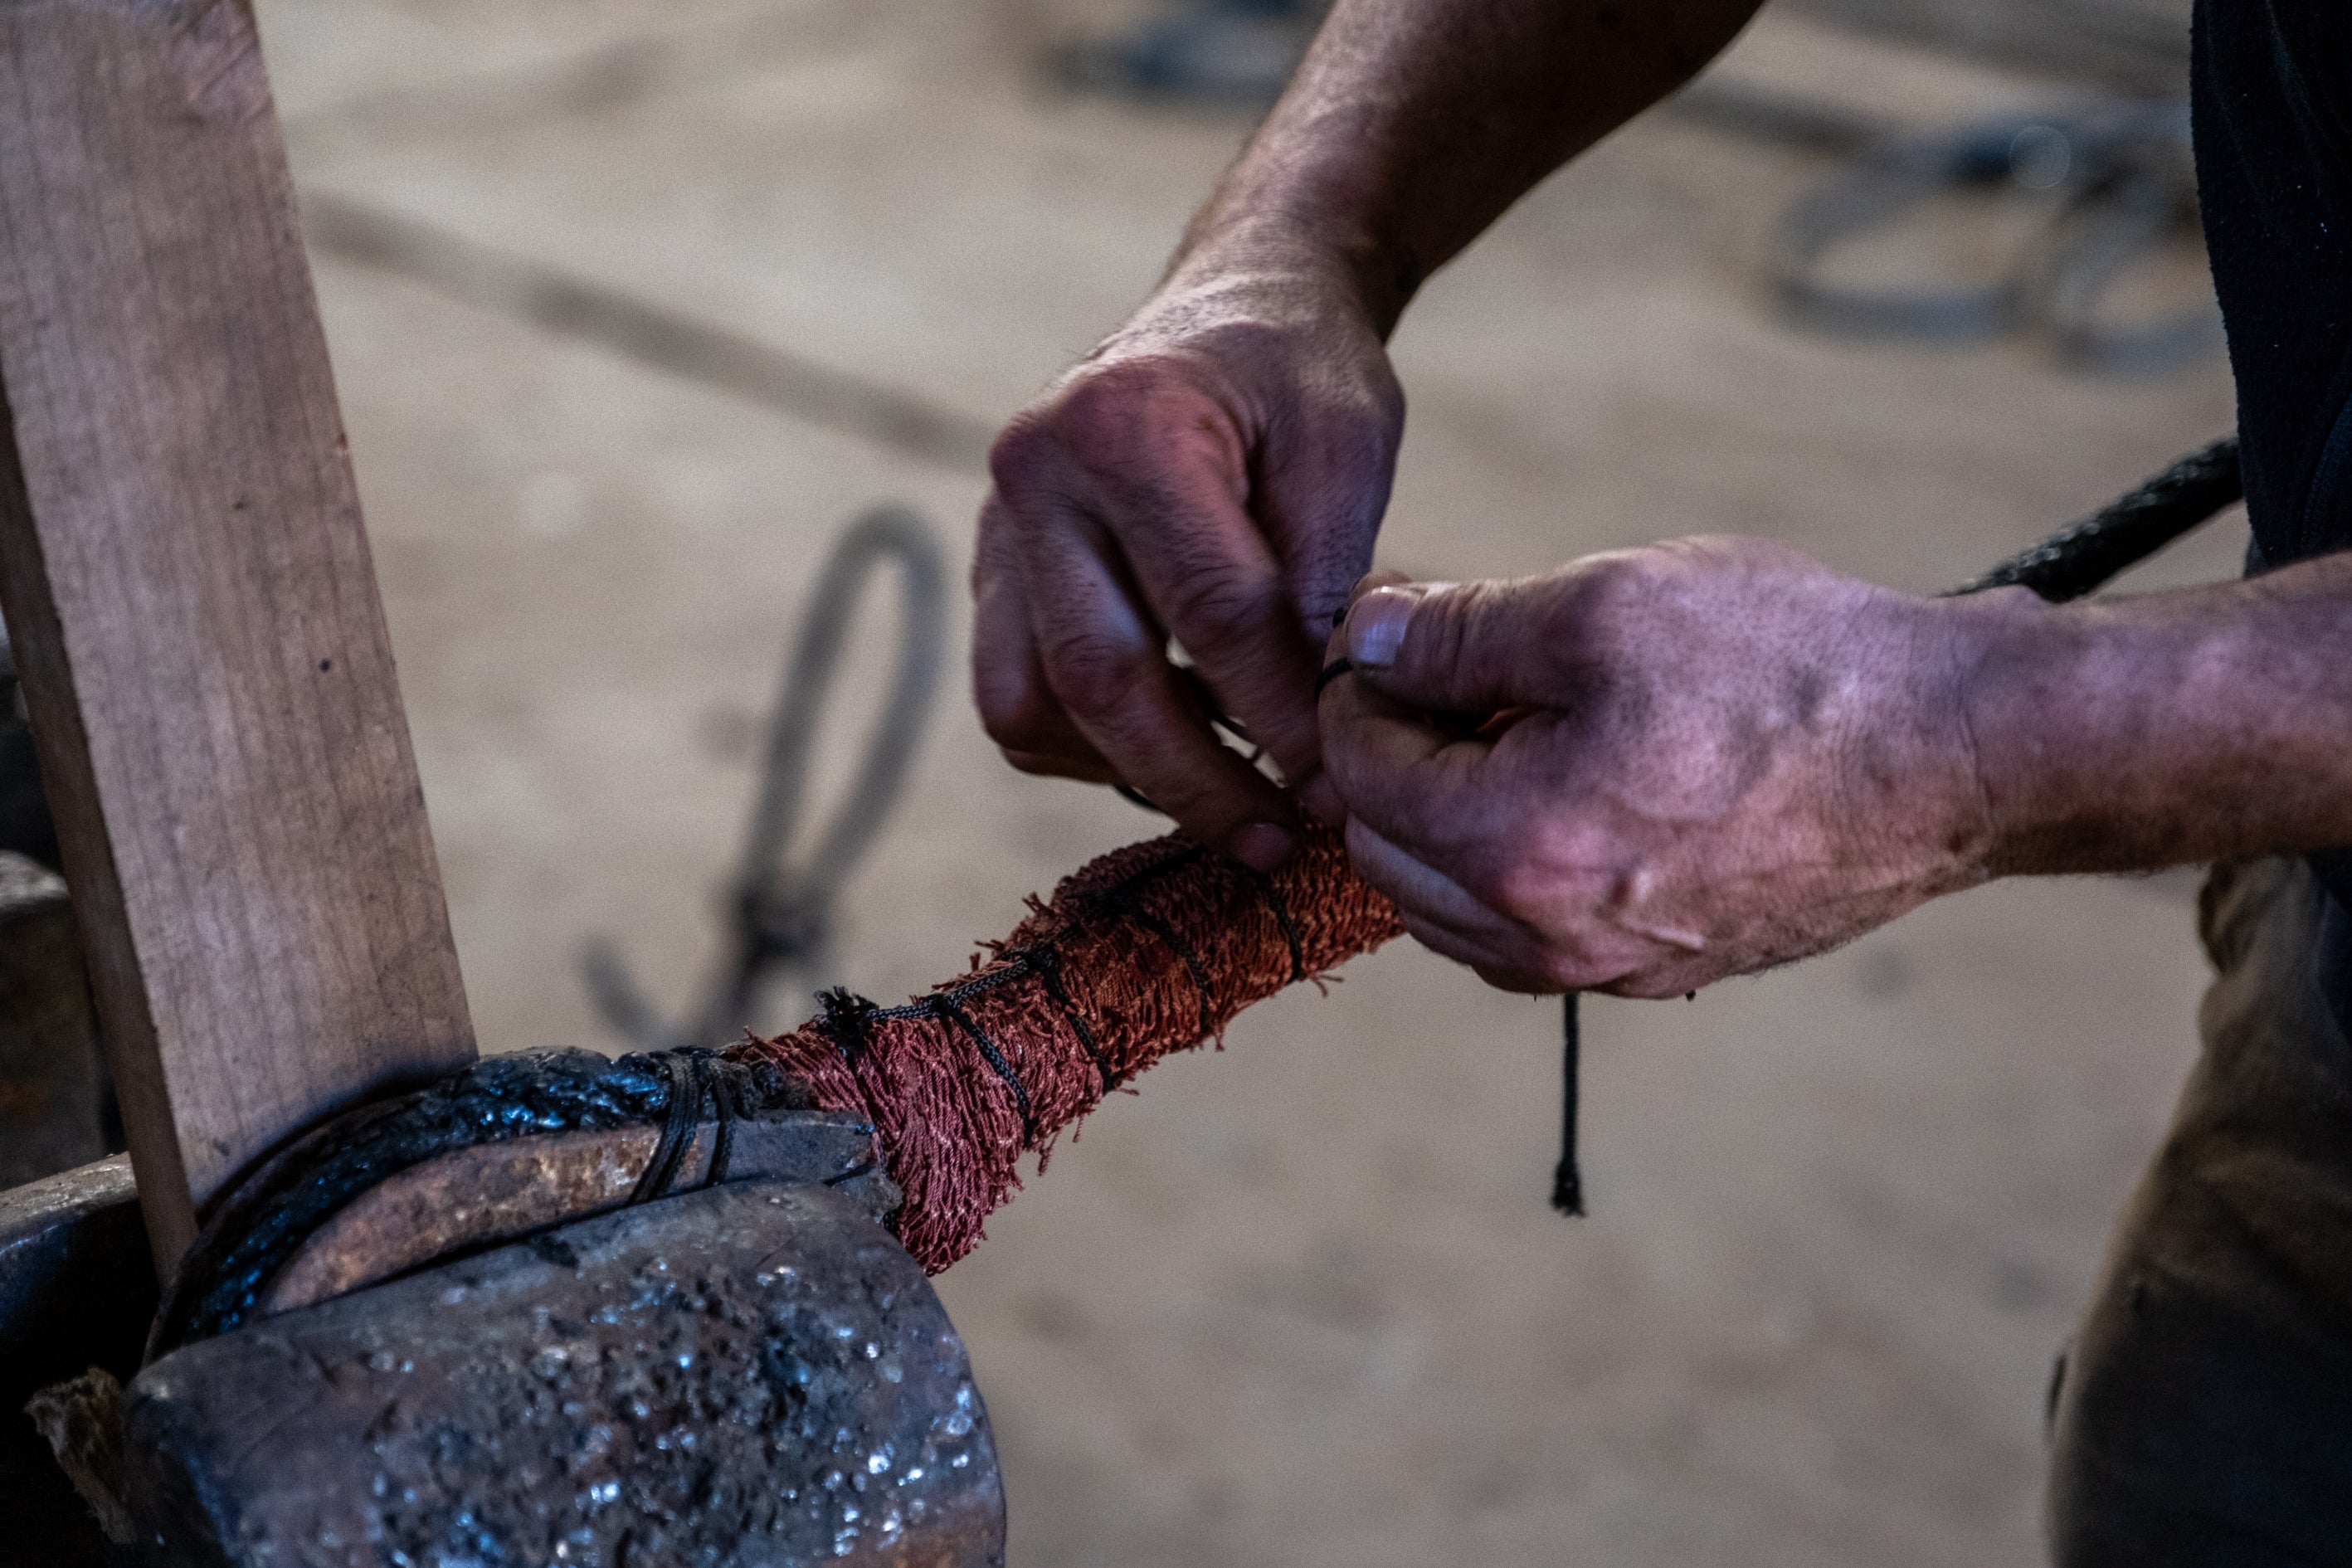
[{"xmin": 2195, "ymin": 0, "xmax": 2352, "ymax": 563}]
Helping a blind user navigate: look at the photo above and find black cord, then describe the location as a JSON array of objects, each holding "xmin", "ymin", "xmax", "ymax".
[
  {"xmin": 706, "ymin": 1059, "xmax": 739, "ymax": 1188},
  {"xmin": 1253, "ymin": 869, "xmax": 1309, "ymax": 983},
  {"xmin": 1551, "ymin": 995, "xmax": 1584, "ymax": 1217},
  {"xmin": 628, "ymin": 1052, "xmax": 704, "ymax": 1205},
  {"xmin": 1541, "ymin": 433, "xmax": 2242, "ymax": 1223},
  {"xmin": 1020, "ymin": 942, "xmax": 1116, "ymax": 1089},
  {"xmin": 1947, "ymin": 436, "xmax": 2242, "ymax": 601},
  {"xmin": 934, "ymin": 992, "xmax": 1038, "ymax": 1142},
  {"xmin": 1088, "ymin": 883, "xmax": 1219, "ymax": 1040}
]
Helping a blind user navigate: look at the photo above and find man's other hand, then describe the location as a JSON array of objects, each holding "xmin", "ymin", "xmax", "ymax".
[
  {"xmin": 976, "ymin": 254, "xmax": 1402, "ymax": 870},
  {"xmin": 1319, "ymin": 540, "xmax": 2010, "ymax": 996}
]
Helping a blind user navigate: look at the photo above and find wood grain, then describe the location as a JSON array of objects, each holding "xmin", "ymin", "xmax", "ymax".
[{"xmin": 0, "ymin": 0, "xmax": 476, "ymax": 1270}]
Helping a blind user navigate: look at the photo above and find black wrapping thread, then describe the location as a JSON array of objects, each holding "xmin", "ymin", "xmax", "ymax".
[
  {"xmin": 623, "ymin": 1049, "xmax": 746, "ymax": 1205},
  {"xmin": 1254, "ymin": 869, "xmax": 1308, "ymax": 983},
  {"xmin": 150, "ymin": 1046, "xmax": 814, "ymax": 1356},
  {"xmin": 628, "ymin": 1051, "xmax": 704, "ymax": 1205},
  {"xmin": 1018, "ymin": 942, "xmax": 1115, "ymax": 1090},
  {"xmin": 707, "ymin": 1059, "xmax": 741, "ymax": 1187},
  {"xmin": 1551, "ymin": 995, "xmax": 1585, "ymax": 1217},
  {"xmin": 1086, "ymin": 883, "xmax": 1218, "ymax": 1040},
  {"xmin": 1314, "ymin": 656, "xmax": 1355, "ymax": 697},
  {"xmin": 934, "ymin": 992, "xmax": 1036, "ymax": 1141}
]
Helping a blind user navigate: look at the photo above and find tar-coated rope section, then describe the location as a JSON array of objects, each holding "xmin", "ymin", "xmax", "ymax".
[{"xmin": 1949, "ymin": 436, "xmax": 2242, "ymax": 602}]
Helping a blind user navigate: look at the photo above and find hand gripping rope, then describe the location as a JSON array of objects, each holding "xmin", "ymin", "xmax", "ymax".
[{"xmin": 154, "ymin": 441, "xmax": 2248, "ymax": 1337}]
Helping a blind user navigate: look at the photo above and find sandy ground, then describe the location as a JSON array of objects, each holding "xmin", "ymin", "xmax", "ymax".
[{"xmin": 251, "ymin": 1, "xmax": 2237, "ymax": 1561}]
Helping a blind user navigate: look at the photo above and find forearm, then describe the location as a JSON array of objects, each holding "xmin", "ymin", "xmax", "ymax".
[
  {"xmin": 1175, "ymin": 0, "xmax": 1768, "ymax": 331},
  {"xmin": 1965, "ymin": 553, "xmax": 2352, "ymax": 876}
]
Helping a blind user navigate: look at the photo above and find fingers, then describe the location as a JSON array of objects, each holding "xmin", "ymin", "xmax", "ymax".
[
  {"xmin": 976, "ymin": 288, "xmax": 1400, "ymax": 864},
  {"xmin": 1249, "ymin": 371, "xmax": 1402, "ymax": 803},
  {"xmin": 1317, "ymin": 623, "xmax": 1497, "ymax": 858},
  {"xmin": 972, "ymin": 496, "xmax": 1115, "ymax": 782},
  {"xmin": 1342, "ymin": 574, "xmax": 1571, "ymax": 717},
  {"xmin": 1346, "ymin": 820, "xmax": 1612, "ymax": 994},
  {"xmin": 1322, "ymin": 595, "xmax": 1668, "ymax": 992},
  {"xmin": 990, "ymin": 409, "xmax": 1302, "ymax": 867},
  {"xmin": 1039, "ymin": 373, "xmax": 1336, "ymax": 804},
  {"xmin": 1343, "ymin": 816, "xmax": 1502, "ymax": 934}
]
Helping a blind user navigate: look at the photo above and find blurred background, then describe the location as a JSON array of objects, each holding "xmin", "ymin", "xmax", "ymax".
[{"xmin": 16, "ymin": 0, "xmax": 2243, "ymax": 1561}]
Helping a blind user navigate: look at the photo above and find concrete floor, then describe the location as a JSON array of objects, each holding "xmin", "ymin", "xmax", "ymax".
[{"xmin": 255, "ymin": 1, "xmax": 2237, "ymax": 1561}]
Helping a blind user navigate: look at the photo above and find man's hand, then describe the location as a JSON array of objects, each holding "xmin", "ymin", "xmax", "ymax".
[
  {"xmin": 976, "ymin": 251, "xmax": 1401, "ymax": 869},
  {"xmin": 970, "ymin": 0, "xmax": 1770, "ymax": 869},
  {"xmin": 1318, "ymin": 540, "xmax": 2005, "ymax": 996}
]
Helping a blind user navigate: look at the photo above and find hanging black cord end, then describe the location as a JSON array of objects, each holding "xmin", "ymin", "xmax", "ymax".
[{"xmin": 1551, "ymin": 992, "xmax": 1585, "ymax": 1217}]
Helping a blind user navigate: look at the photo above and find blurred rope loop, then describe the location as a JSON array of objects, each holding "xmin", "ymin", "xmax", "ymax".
[
  {"xmin": 1768, "ymin": 100, "xmax": 2221, "ymax": 375},
  {"xmin": 585, "ymin": 505, "xmax": 947, "ymax": 1049}
]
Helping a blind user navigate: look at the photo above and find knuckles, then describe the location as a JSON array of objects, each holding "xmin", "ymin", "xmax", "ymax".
[
  {"xmin": 1031, "ymin": 624, "xmax": 1158, "ymax": 723},
  {"xmin": 1531, "ymin": 551, "xmax": 1663, "ymax": 661},
  {"xmin": 1483, "ymin": 857, "xmax": 1569, "ymax": 931},
  {"xmin": 988, "ymin": 358, "xmax": 1234, "ymax": 509},
  {"xmin": 971, "ymin": 659, "xmax": 1068, "ymax": 758},
  {"xmin": 1156, "ymin": 562, "xmax": 1276, "ymax": 649}
]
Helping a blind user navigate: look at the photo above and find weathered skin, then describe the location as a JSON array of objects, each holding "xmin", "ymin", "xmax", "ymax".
[
  {"xmin": 1320, "ymin": 546, "xmax": 2352, "ymax": 997},
  {"xmin": 976, "ymin": 0, "xmax": 2352, "ymax": 996}
]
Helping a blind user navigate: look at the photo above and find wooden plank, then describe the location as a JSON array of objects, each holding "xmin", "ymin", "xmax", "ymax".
[{"xmin": 0, "ymin": 0, "xmax": 477, "ymax": 1271}]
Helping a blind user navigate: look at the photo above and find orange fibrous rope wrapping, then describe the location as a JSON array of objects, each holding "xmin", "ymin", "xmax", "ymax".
[{"xmin": 729, "ymin": 822, "xmax": 1401, "ymax": 1273}]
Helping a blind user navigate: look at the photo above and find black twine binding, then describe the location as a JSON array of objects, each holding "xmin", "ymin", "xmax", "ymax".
[
  {"xmin": 1314, "ymin": 657, "xmax": 1356, "ymax": 697},
  {"xmin": 1020, "ymin": 942, "xmax": 1114, "ymax": 1090},
  {"xmin": 706, "ymin": 1059, "xmax": 740, "ymax": 1187},
  {"xmin": 631, "ymin": 1051, "xmax": 705, "ymax": 1205},
  {"xmin": 1091, "ymin": 884, "xmax": 1217, "ymax": 1040},
  {"xmin": 934, "ymin": 992, "xmax": 1037, "ymax": 1141},
  {"xmin": 1551, "ymin": 995, "xmax": 1585, "ymax": 1216},
  {"xmin": 797, "ymin": 840, "xmax": 1275, "ymax": 1151},
  {"xmin": 1253, "ymin": 869, "xmax": 1308, "ymax": 983}
]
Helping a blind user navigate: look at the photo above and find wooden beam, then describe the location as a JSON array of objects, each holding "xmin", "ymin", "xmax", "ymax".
[{"xmin": 0, "ymin": 0, "xmax": 476, "ymax": 1271}]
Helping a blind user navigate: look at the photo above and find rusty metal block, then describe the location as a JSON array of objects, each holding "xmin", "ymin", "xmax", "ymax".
[{"xmin": 122, "ymin": 1176, "xmax": 1006, "ymax": 1567}]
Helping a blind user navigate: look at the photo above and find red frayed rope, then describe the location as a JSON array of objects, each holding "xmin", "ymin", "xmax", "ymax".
[{"xmin": 730, "ymin": 823, "xmax": 1400, "ymax": 1272}]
